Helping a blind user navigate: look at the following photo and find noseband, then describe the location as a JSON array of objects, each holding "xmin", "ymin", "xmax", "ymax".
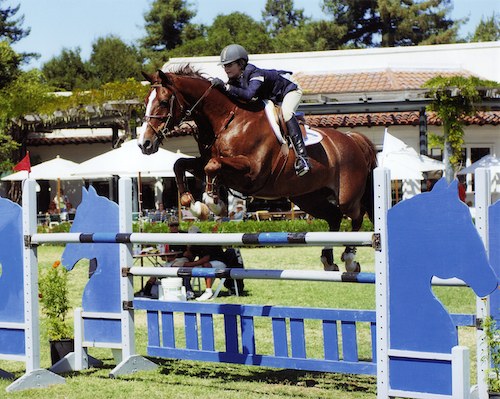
[
  {"xmin": 144, "ymin": 81, "xmax": 215, "ymax": 143},
  {"xmin": 143, "ymin": 84, "xmax": 180, "ymax": 143}
]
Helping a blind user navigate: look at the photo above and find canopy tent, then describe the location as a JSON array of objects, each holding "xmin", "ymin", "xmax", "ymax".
[
  {"xmin": 1, "ymin": 155, "xmax": 80, "ymax": 181},
  {"xmin": 71, "ymin": 139, "xmax": 192, "ymax": 178},
  {"xmin": 377, "ymin": 129, "xmax": 445, "ymax": 180},
  {"xmin": 71, "ymin": 139, "xmax": 193, "ymax": 217},
  {"xmin": 457, "ymin": 154, "xmax": 500, "ymax": 175},
  {"xmin": 1, "ymin": 155, "xmax": 84, "ymax": 214}
]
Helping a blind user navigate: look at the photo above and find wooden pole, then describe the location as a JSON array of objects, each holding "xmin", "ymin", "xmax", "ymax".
[{"xmin": 56, "ymin": 178, "xmax": 61, "ymax": 214}]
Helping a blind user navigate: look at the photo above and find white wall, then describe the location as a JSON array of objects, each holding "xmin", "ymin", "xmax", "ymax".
[{"xmin": 165, "ymin": 41, "xmax": 500, "ymax": 82}]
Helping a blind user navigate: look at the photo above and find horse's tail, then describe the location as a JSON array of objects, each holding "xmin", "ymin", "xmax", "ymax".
[{"xmin": 349, "ymin": 132, "xmax": 377, "ymax": 222}]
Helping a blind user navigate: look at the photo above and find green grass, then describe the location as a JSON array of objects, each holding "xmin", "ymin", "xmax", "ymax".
[{"xmin": 0, "ymin": 245, "xmax": 478, "ymax": 398}]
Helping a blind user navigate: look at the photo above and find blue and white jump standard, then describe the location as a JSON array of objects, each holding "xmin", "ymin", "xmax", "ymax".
[{"xmin": 1, "ymin": 167, "xmax": 497, "ymax": 398}]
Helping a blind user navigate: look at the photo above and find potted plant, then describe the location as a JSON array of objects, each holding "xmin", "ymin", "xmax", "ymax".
[
  {"xmin": 39, "ymin": 260, "xmax": 74, "ymax": 365},
  {"xmin": 483, "ymin": 316, "xmax": 500, "ymax": 397}
]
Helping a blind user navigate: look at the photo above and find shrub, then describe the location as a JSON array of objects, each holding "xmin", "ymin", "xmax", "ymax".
[{"xmin": 38, "ymin": 260, "xmax": 72, "ymax": 340}]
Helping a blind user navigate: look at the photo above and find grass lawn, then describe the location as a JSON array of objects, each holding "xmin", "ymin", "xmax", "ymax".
[{"xmin": 0, "ymin": 245, "xmax": 478, "ymax": 398}]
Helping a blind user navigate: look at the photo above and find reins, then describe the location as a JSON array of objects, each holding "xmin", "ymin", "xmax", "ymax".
[{"xmin": 144, "ymin": 81, "xmax": 216, "ymax": 143}]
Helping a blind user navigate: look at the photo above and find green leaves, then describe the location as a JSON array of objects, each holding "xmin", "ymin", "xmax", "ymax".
[
  {"xmin": 424, "ymin": 75, "xmax": 499, "ymax": 171},
  {"xmin": 39, "ymin": 261, "xmax": 72, "ymax": 340}
]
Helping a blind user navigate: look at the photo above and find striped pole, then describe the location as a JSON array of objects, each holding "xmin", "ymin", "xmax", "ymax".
[
  {"xmin": 31, "ymin": 231, "xmax": 376, "ymax": 247},
  {"xmin": 125, "ymin": 267, "xmax": 466, "ymax": 286}
]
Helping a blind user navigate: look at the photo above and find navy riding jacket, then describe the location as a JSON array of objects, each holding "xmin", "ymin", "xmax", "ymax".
[{"xmin": 227, "ymin": 64, "xmax": 298, "ymax": 105}]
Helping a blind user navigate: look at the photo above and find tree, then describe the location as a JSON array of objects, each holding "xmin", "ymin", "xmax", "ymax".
[
  {"xmin": 88, "ymin": 36, "xmax": 143, "ymax": 86},
  {"xmin": 42, "ymin": 48, "xmax": 90, "ymax": 91},
  {"xmin": 424, "ymin": 76, "xmax": 499, "ymax": 181},
  {"xmin": 320, "ymin": 0, "xmax": 459, "ymax": 48},
  {"xmin": 169, "ymin": 13, "xmax": 272, "ymax": 58},
  {"xmin": 204, "ymin": 13, "xmax": 271, "ymax": 55},
  {"xmin": 0, "ymin": 63, "xmax": 50, "ymax": 171},
  {"xmin": 0, "ymin": 1, "xmax": 29, "ymax": 43},
  {"xmin": 0, "ymin": 1, "xmax": 37, "ymax": 64},
  {"xmin": 262, "ymin": 0, "xmax": 308, "ymax": 36},
  {"xmin": 0, "ymin": 40, "xmax": 21, "ymax": 88},
  {"xmin": 470, "ymin": 13, "xmax": 500, "ymax": 42},
  {"xmin": 141, "ymin": 0, "xmax": 196, "ymax": 53}
]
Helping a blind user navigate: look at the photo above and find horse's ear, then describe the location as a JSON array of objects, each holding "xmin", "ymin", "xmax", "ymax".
[
  {"xmin": 141, "ymin": 71, "xmax": 153, "ymax": 83},
  {"xmin": 81, "ymin": 186, "xmax": 88, "ymax": 200},
  {"xmin": 158, "ymin": 69, "xmax": 172, "ymax": 86}
]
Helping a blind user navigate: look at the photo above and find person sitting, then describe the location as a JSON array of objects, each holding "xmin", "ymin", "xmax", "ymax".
[
  {"xmin": 230, "ymin": 201, "xmax": 246, "ymax": 220},
  {"xmin": 136, "ymin": 217, "xmax": 194, "ymax": 299},
  {"xmin": 181, "ymin": 226, "xmax": 228, "ymax": 301},
  {"xmin": 211, "ymin": 43, "xmax": 311, "ymax": 177}
]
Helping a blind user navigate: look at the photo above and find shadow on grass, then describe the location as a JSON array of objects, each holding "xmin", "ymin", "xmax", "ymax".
[{"xmin": 152, "ymin": 358, "xmax": 376, "ymax": 394}]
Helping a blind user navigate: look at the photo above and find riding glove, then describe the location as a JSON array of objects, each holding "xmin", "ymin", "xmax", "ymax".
[{"xmin": 211, "ymin": 78, "xmax": 227, "ymax": 90}]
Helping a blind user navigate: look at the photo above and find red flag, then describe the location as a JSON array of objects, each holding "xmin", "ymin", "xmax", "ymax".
[{"xmin": 13, "ymin": 152, "xmax": 31, "ymax": 173}]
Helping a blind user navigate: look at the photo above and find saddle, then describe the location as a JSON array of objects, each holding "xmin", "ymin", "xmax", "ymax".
[{"xmin": 263, "ymin": 100, "xmax": 322, "ymax": 147}]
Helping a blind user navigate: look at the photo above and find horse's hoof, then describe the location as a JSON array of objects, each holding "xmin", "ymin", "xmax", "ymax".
[
  {"xmin": 190, "ymin": 201, "xmax": 210, "ymax": 220},
  {"xmin": 180, "ymin": 193, "xmax": 194, "ymax": 207},
  {"xmin": 346, "ymin": 261, "xmax": 361, "ymax": 273},
  {"xmin": 321, "ymin": 256, "xmax": 339, "ymax": 271}
]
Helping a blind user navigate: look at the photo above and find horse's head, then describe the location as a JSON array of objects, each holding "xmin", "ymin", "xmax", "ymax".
[
  {"xmin": 388, "ymin": 178, "xmax": 498, "ymax": 298},
  {"xmin": 137, "ymin": 70, "xmax": 181, "ymax": 154},
  {"xmin": 138, "ymin": 66, "xmax": 215, "ymax": 155}
]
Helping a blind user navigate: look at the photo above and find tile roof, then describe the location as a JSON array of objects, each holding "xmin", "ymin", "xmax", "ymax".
[
  {"xmin": 27, "ymin": 136, "xmax": 113, "ymax": 146},
  {"xmin": 305, "ymin": 110, "xmax": 500, "ymax": 128},
  {"xmin": 295, "ymin": 69, "xmax": 472, "ymax": 94}
]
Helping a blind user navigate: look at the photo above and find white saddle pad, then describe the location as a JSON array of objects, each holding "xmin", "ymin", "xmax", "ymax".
[{"xmin": 264, "ymin": 100, "xmax": 323, "ymax": 147}]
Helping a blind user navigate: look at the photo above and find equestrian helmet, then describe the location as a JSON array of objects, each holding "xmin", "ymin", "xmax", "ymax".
[{"xmin": 219, "ymin": 44, "xmax": 248, "ymax": 65}]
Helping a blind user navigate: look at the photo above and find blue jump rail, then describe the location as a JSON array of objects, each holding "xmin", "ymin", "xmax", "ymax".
[{"xmin": 133, "ymin": 300, "xmax": 476, "ymax": 375}]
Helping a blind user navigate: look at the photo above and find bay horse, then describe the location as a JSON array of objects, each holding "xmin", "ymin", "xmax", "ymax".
[{"xmin": 138, "ymin": 67, "xmax": 377, "ymax": 271}]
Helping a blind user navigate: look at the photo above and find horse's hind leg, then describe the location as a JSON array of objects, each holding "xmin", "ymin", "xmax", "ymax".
[
  {"xmin": 292, "ymin": 193, "xmax": 342, "ymax": 271},
  {"xmin": 341, "ymin": 214, "xmax": 364, "ymax": 272}
]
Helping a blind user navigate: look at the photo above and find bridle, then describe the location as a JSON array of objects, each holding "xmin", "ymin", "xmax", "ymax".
[{"xmin": 143, "ymin": 81, "xmax": 216, "ymax": 143}]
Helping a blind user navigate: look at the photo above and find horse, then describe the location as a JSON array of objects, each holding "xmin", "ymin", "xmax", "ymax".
[
  {"xmin": 137, "ymin": 67, "xmax": 377, "ymax": 271},
  {"xmin": 387, "ymin": 178, "xmax": 498, "ymax": 395},
  {"xmin": 61, "ymin": 186, "xmax": 122, "ymax": 360}
]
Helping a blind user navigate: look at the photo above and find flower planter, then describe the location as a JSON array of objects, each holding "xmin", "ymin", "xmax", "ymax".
[{"xmin": 49, "ymin": 338, "xmax": 74, "ymax": 365}]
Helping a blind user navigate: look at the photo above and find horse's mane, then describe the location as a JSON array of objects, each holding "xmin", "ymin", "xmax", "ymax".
[
  {"xmin": 167, "ymin": 63, "xmax": 264, "ymax": 112},
  {"xmin": 169, "ymin": 64, "xmax": 208, "ymax": 81}
]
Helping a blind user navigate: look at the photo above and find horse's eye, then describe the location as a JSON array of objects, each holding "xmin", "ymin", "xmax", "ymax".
[{"xmin": 160, "ymin": 100, "xmax": 169, "ymax": 107}]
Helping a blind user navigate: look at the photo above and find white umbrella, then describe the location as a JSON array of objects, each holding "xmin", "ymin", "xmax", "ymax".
[
  {"xmin": 457, "ymin": 155, "xmax": 500, "ymax": 175},
  {"xmin": 1, "ymin": 155, "xmax": 81, "ymax": 181},
  {"xmin": 71, "ymin": 139, "xmax": 192, "ymax": 178},
  {"xmin": 1, "ymin": 155, "xmax": 84, "ymax": 214},
  {"xmin": 377, "ymin": 129, "xmax": 445, "ymax": 181},
  {"xmin": 71, "ymin": 139, "xmax": 193, "ymax": 217}
]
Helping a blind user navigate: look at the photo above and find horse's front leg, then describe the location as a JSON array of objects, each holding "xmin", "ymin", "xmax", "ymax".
[
  {"xmin": 203, "ymin": 156, "xmax": 253, "ymax": 216},
  {"xmin": 174, "ymin": 157, "xmax": 205, "ymax": 206},
  {"xmin": 174, "ymin": 157, "xmax": 211, "ymax": 219}
]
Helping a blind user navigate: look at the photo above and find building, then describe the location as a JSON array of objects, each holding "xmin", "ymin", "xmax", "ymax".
[{"xmin": 6, "ymin": 41, "xmax": 500, "ymax": 211}]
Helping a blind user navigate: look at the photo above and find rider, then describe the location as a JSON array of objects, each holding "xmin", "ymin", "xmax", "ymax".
[{"xmin": 211, "ymin": 44, "xmax": 311, "ymax": 177}]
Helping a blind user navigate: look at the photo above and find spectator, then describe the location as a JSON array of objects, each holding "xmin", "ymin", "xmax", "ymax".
[
  {"xmin": 182, "ymin": 226, "xmax": 228, "ymax": 301},
  {"xmin": 136, "ymin": 217, "xmax": 194, "ymax": 299},
  {"xmin": 457, "ymin": 176, "xmax": 467, "ymax": 203},
  {"xmin": 230, "ymin": 202, "xmax": 246, "ymax": 220}
]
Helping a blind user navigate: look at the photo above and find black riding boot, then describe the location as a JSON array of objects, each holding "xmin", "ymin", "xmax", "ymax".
[{"xmin": 286, "ymin": 117, "xmax": 311, "ymax": 176}]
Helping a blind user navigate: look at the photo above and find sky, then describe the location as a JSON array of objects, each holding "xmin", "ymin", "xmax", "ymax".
[{"xmin": 9, "ymin": 0, "xmax": 500, "ymax": 70}]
